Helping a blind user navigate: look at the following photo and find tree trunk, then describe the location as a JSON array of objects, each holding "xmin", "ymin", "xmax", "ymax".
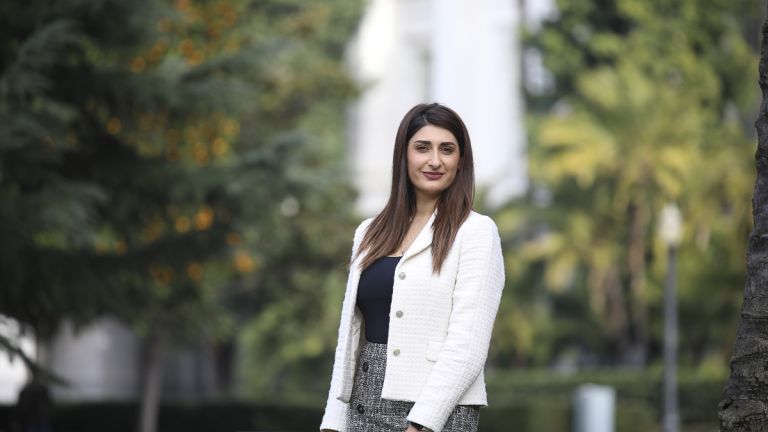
[
  {"xmin": 591, "ymin": 265, "xmax": 631, "ymax": 359},
  {"xmin": 138, "ymin": 329, "xmax": 165, "ymax": 432},
  {"xmin": 719, "ymin": 8, "xmax": 768, "ymax": 430},
  {"xmin": 627, "ymin": 201, "xmax": 649, "ymax": 366}
]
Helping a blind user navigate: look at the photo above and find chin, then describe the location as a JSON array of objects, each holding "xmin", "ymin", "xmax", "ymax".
[{"xmin": 417, "ymin": 186, "xmax": 448, "ymax": 197}]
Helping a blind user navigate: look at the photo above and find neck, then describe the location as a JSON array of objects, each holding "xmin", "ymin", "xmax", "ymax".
[{"xmin": 415, "ymin": 193, "xmax": 438, "ymax": 218}]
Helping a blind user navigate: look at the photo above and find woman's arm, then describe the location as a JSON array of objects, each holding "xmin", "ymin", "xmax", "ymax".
[
  {"xmin": 319, "ymin": 219, "xmax": 373, "ymax": 432},
  {"xmin": 406, "ymin": 215, "xmax": 505, "ymax": 431}
]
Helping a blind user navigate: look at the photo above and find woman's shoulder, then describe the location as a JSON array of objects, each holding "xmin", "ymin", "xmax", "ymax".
[
  {"xmin": 352, "ymin": 217, "xmax": 375, "ymax": 242},
  {"xmin": 461, "ymin": 210, "xmax": 499, "ymax": 234},
  {"xmin": 356, "ymin": 217, "xmax": 375, "ymax": 234}
]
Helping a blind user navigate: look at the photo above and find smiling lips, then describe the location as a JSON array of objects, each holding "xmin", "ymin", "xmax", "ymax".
[{"xmin": 422, "ymin": 171, "xmax": 444, "ymax": 180}]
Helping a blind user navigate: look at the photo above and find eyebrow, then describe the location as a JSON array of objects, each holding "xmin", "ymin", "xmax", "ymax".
[{"xmin": 414, "ymin": 140, "xmax": 457, "ymax": 145}]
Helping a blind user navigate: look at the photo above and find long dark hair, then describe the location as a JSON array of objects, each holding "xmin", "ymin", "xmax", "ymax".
[{"xmin": 355, "ymin": 103, "xmax": 475, "ymax": 274}]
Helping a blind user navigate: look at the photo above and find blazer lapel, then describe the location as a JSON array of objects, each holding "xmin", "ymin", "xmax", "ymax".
[
  {"xmin": 347, "ymin": 245, "xmax": 366, "ymax": 303},
  {"xmin": 401, "ymin": 210, "xmax": 437, "ymax": 263}
]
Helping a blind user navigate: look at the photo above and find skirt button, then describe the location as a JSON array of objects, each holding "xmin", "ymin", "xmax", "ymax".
[{"xmin": 356, "ymin": 404, "xmax": 365, "ymax": 414}]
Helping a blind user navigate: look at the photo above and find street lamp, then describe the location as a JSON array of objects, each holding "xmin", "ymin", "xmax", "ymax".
[{"xmin": 659, "ymin": 203, "xmax": 682, "ymax": 432}]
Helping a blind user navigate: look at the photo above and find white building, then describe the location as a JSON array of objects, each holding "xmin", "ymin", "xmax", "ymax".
[
  {"xmin": 0, "ymin": 317, "xmax": 36, "ymax": 403},
  {"xmin": 346, "ymin": 0, "xmax": 535, "ymax": 215},
  {"xmin": 46, "ymin": 318, "xmax": 139, "ymax": 400},
  {"xmin": 0, "ymin": 316, "xmax": 219, "ymax": 403}
]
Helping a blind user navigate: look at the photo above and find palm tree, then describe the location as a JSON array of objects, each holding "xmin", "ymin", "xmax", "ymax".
[
  {"xmin": 513, "ymin": 28, "xmax": 754, "ymax": 365},
  {"xmin": 719, "ymin": 7, "xmax": 768, "ymax": 429}
]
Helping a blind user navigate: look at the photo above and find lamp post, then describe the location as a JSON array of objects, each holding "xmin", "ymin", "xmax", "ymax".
[{"xmin": 659, "ymin": 203, "xmax": 682, "ymax": 432}]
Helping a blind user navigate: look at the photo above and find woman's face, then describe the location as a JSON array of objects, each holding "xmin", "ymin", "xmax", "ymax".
[{"xmin": 406, "ymin": 124, "xmax": 461, "ymax": 200}]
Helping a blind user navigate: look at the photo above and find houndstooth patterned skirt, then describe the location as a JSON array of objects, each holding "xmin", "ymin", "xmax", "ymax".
[{"xmin": 347, "ymin": 342, "xmax": 479, "ymax": 432}]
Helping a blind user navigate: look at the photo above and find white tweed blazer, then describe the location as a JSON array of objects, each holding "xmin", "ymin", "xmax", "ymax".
[{"xmin": 320, "ymin": 210, "xmax": 505, "ymax": 432}]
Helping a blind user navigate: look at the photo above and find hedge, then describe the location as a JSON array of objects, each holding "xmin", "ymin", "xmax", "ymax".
[
  {"xmin": 0, "ymin": 398, "xmax": 697, "ymax": 432},
  {"xmin": 0, "ymin": 370, "xmax": 723, "ymax": 432},
  {"xmin": 0, "ymin": 401, "xmax": 323, "ymax": 432}
]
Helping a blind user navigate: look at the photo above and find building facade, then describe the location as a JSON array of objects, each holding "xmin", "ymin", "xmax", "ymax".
[{"xmin": 346, "ymin": 0, "xmax": 528, "ymax": 215}]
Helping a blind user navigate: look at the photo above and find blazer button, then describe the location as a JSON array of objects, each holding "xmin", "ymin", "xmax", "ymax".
[
  {"xmin": 393, "ymin": 348, "xmax": 400, "ymax": 356},
  {"xmin": 356, "ymin": 404, "xmax": 365, "ymax": 414},
  {"xmin": 398, "ymin": 272, "xmax": 406, "ymax": 280},
  {"xmin": 395, "ymin": 310, "xmax": 403, "ymax": 318},
  {"xmin": 362, "ymin": 362, "xmax": 369, "ymax": 372}
]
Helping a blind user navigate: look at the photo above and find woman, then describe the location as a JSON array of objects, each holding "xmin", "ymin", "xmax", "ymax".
[{"xmin": 320, "ymin": 103, "xmax": 505, "ymax": 432}]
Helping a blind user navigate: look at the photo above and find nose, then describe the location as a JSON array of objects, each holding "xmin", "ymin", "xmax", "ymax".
[{"xmin": 428, "ymin": 149, "xmax": 441, "ymax": 168}]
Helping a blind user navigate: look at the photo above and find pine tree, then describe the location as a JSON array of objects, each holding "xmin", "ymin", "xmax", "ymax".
[{"xmin": 0, "ymin": 0, "xmax": 362, "ymax": 430}]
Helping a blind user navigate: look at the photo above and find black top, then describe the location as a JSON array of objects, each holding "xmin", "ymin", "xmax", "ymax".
[{"xmin": 356, "ymin": 256, "xmax": 401, "ymax": 343}]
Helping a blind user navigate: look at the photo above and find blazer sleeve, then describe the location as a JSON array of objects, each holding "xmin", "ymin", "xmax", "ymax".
[
  {"xmin": 406, "ymin": 215, "xmax": 505, "ymax": 431},
  {"xmin": 320, "ymin": 218, "xmax": 372, "ymax": 432}
]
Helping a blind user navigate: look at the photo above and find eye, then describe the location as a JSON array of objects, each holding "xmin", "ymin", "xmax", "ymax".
[
  {"xmin": 440, "ymin": 144, "xmax": 456, "ymax": 154},
  {"xmin": 415, "ymin": 144, "xmax": 430, "ymax": 152}
]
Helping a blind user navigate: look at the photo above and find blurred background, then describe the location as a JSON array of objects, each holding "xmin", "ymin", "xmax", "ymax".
[{"xmin": 0, "ymin": 0, "xmax": 763, "ymax": 431}]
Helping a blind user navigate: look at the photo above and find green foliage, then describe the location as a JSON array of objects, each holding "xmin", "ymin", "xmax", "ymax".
[
  {"xmin": 493, "ymin": 0, "xmax": 760, "ymax": 368},
  {"xmin": 0, "ymin": 0, "xmax": 362, "ymax": 391}
]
